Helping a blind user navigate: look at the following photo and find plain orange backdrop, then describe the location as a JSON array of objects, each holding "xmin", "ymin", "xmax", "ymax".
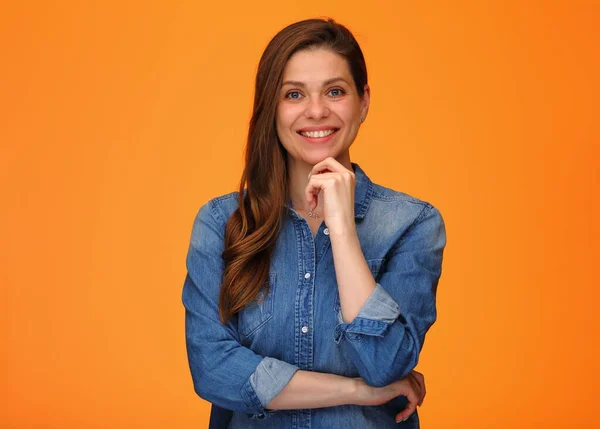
[{"xmin": 2, "ymin": 1, "xmax": 598, "ymax": 428}]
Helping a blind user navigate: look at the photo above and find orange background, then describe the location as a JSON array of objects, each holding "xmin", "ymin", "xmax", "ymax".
[{"xmin": 2, "ymin": 1, "xmax": 598, "ymax": 428}]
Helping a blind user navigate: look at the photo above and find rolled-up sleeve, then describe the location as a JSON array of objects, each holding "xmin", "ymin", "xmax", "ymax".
[
  {"xmin": 333, "ymin": 204, "xmax": 446, "ymax": 387},
  {"xmin": 334, "ymin": 283, "xmax": 401, "ymax": 341},
  {"xmin": 182, "ymin": 202, "xmax": 299, "ymax": 419}
]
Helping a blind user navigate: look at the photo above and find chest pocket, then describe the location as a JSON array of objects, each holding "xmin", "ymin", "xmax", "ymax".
[
  {"xmin": 334, "ymin": 259, "xmax": 384, "ymax": 312},
  {"xmin": 237, "ymin": 272, "xmax": 276, "ymax": 338}
]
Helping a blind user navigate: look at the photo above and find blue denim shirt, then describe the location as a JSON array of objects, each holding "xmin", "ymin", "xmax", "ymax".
[{"xmin": 182, "ymin": 163, "xmax": 446, "ymax": 428}]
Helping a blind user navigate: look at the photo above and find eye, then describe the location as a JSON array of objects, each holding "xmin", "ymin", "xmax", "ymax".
[
  {"xmin": 328, "ymin": 88, "xmax": 346, "ymax": 98},
  {"xmin": 284, "ymin": 91, "xmax": 303, "ymax": 100}
]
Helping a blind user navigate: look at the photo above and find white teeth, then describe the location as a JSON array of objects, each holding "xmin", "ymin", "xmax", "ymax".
[{"xmin": 300, "ymin": 129, "xmax": 336, "ymax": 138}]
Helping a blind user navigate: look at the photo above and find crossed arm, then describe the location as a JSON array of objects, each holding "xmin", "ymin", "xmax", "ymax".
[{"xmin": 183, "ymin": 201, "xmax": 445, "ymax": 419}]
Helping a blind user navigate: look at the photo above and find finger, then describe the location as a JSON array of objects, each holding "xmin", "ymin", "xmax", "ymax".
[
  {"xmin": 406, "ymin": 373, "xmax": 422, "ymax": 399},
  {"xmin": 392, "ymin": 380, "xmax": 419, "ymax": 423},
  {"xmin": 307, "ymin": 168, "xmax": 331, "ymax": 181},
  {"xmin": 412, "ymin": 371, "xmax": 425, "ymax": 390},
  {"xmin": 310, "ymin": 157, "xmax": 341, "ymax": 175},
  {"xmin": 309, "ymin": 157, "xmax": 352, "ymax": 179},
  {"xmin": 417, "ymin": 385, "xmax": 425, "ymax": 407},
  {"xmin": 395, "ymin": 398, "xmax": 417, "ymax": 423},
  {"xmin": 411, "ymin": 370, "xmax": 423, "ymax": 382},
  {"xmin": 411, "ymin": 371, "xmax": 426, "ymax": 406},
  {"xmin": 304, "ymin": 183, "xmax": 320, "ymax": 211},
  {"xmin": 405, "ymin": 375, "xmax": 424, "ymax": 408},
  {"xmin": 304, "ymin": 176, "xmax": 332, "ymax": 210}
]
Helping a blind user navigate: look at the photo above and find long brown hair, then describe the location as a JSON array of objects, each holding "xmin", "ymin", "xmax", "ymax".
[{"xmin": 219, "ymin": 18, "xmax": 368, "ymax": 323}]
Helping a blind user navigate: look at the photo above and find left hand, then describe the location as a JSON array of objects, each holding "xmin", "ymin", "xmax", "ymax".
[
  {"xmin": 305, "ymin": 157, "xmax": 356, "ymax": 234},
  {"xmin": 353, "ymin": 370, "xmax": 427, "ymax": 423}
]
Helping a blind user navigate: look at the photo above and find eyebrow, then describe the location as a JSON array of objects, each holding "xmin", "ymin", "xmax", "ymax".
[{"xmin": 281, "ymin": 77, "xmax": 350, "ymax": 87}]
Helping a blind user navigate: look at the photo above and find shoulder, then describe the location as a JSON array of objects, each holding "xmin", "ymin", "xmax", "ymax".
[
  {"xmin": 189, "ymin": 191, "xmax": 242, "ymax": 244},
  {"xmin": 203, "ymin": 191, "xmax": 242, "ymax": 224},
  {"xmin": 368, "ymin": 181, "xmax": 443, "ymax": 221},
  {"xmin": 362, "ymin": 180, "xmax": 446, "ymax": 251}
]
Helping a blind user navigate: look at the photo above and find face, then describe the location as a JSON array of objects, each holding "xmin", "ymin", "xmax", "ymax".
[{"xmin": 276, "ymin": 48, "xmax": 370, "ymax": 168}]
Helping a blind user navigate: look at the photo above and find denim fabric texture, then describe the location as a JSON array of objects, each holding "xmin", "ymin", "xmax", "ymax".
[{"xmin": 182, "ymin": 163, "xmax": 447, "ymax": 428}]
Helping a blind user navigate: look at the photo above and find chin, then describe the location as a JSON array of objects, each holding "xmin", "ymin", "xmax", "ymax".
[{"xmin": 304, "ymin": 150, "xmax": 338, "ymax": 165}]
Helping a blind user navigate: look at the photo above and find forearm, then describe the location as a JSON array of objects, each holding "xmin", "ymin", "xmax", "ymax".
[
  {"xmin": 329, "ymin": 207, "xmax": 444, "ymax": 388},
  {"xmin": 330, "ymin": 228, "xmax": 376, "ymax": 322},
  {"xmin": 266, "ymin": 370, "xmax": 358, "ymax": 410}
]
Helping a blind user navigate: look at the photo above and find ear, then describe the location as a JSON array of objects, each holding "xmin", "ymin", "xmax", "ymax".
[{"xmin": 361, "ymin": 84, "xmax": 371, "ymax": 121}]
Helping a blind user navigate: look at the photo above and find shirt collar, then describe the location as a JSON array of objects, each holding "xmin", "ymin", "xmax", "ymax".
[{"xmin": 352, "ymin": 162, "xmax": 374, "ymax": 220}]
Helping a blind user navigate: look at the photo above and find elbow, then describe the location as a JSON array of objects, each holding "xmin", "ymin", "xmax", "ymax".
[
  {"xmin": 189, "ymin": 364, "xmax": 219, "ymax": 405},
  {"xmin": 361, "ymin": 348, "xmax": 420, "ymax": 388},
  {"xmin": 192, "ymin": 373, "xmax": 212, "ymax": 402},
  {"xmin": 189, "ymin": 363, "xmax": 263, "ymax": 415},
  {"xmin": 191, "ymin": 374, "xmax": 238, "ymax": 413}
]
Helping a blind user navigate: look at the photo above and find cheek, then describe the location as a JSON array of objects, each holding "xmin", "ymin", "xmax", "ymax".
[
  {"xmin": 276, "ymin": 111, "xmax": 295, "ymax": 146},
  {"xmin": 276, "ymin": 118, "xmax": 292, "ymax": 139},
  {"xmin": 337, "ymin": 105, "xmax": 361, "ymax": 139},
  {"xmin": 337, "ymin": 101, "xmax": 361, "ymax": 123},
  {"xmin": 277, "ymin": 103, "xmax": 296, "ymax": 122}
]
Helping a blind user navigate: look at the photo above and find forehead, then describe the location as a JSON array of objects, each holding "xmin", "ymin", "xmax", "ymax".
[{"xmin": 282, "ymin": 48, "xmax": 351, "ymax": 82}]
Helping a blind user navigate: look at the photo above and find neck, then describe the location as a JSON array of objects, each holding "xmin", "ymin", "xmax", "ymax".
[{"xmin": 287, "ymin": 152, "xmax": 352, "ymax": 212}]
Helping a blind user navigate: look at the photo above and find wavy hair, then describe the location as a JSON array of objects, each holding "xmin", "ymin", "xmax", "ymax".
[{"xmin": 219, "ymin": 18, "xmax": 368, "ymax": 323}]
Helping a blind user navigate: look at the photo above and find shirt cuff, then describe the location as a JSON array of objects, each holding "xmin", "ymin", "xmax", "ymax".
[
  {"xmin": 334, "ymin": 283, "xmax": 401, "ymax": 343},
  {"xmin": 241, "ymin": 357, "xmax": 299, "ymax": 419}
]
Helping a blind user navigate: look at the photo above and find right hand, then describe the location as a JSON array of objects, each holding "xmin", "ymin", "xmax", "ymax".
[{"xmin": 353, "ymin": 370, "xmax": 426, "ymax": 423}]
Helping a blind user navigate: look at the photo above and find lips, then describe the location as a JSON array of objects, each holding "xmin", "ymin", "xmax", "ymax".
[
  {"xmin": 296, "ymin": 128, "xmax": 339, "ymax": 144},
  {"xmin": 299, "ymin": 129, "xmax": 336, "ymax": 138}
]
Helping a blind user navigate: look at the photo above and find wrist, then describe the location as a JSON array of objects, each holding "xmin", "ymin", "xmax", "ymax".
[
  {"xmin": 343, "ymin": 377, "xmax": 365, "ymax": 406},
  {"xmin": 328, "ymin": 223, "xmax": 359, "ymax": 242}
]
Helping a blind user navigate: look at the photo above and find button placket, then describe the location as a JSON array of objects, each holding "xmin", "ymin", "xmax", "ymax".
[
  {"xmin": 294, "ymin": 217, "xmax": 315, "ymax": 377},
  {"xmin": 301, "ymin": 273, "xmax": 311, "ymax": 334}
]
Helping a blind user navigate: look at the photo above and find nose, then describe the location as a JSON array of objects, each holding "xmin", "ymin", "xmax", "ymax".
[{"xmin": 304, "ymin": 96, "xmax": 329, "ymax": 120}]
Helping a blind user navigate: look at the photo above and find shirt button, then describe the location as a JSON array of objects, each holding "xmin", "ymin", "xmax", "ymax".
[
  {"xmin": 323, "ymin": 228, "xmax": 329, "ymax": 236},
  {"xmin": 304, "ymin": 272, "xmax": 311, "ymax": 279},
  {"xmin": 301, "ymin": 326, "xmax": 309, "ymax": 334}
]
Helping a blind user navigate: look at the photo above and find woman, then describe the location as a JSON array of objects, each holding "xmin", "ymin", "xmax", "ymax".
[{"xmin": 182, "ymin": 18, "xmax": 446, "ymax": 428}]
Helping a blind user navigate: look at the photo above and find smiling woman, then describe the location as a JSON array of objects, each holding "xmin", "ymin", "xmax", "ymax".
[{"xmin": 182, "ymin": 18, "xmax": 446, "ymax": 429}]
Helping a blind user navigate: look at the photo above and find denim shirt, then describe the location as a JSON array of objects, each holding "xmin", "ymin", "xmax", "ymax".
[{"xmin": 182, "ymin": 163, "xmax": 446, "ymax": 429}]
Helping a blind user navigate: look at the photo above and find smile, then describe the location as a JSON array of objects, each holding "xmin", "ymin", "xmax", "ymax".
[{"xmin": 297, "ymin": 129, "xmax": 338, "ymax": 138}]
